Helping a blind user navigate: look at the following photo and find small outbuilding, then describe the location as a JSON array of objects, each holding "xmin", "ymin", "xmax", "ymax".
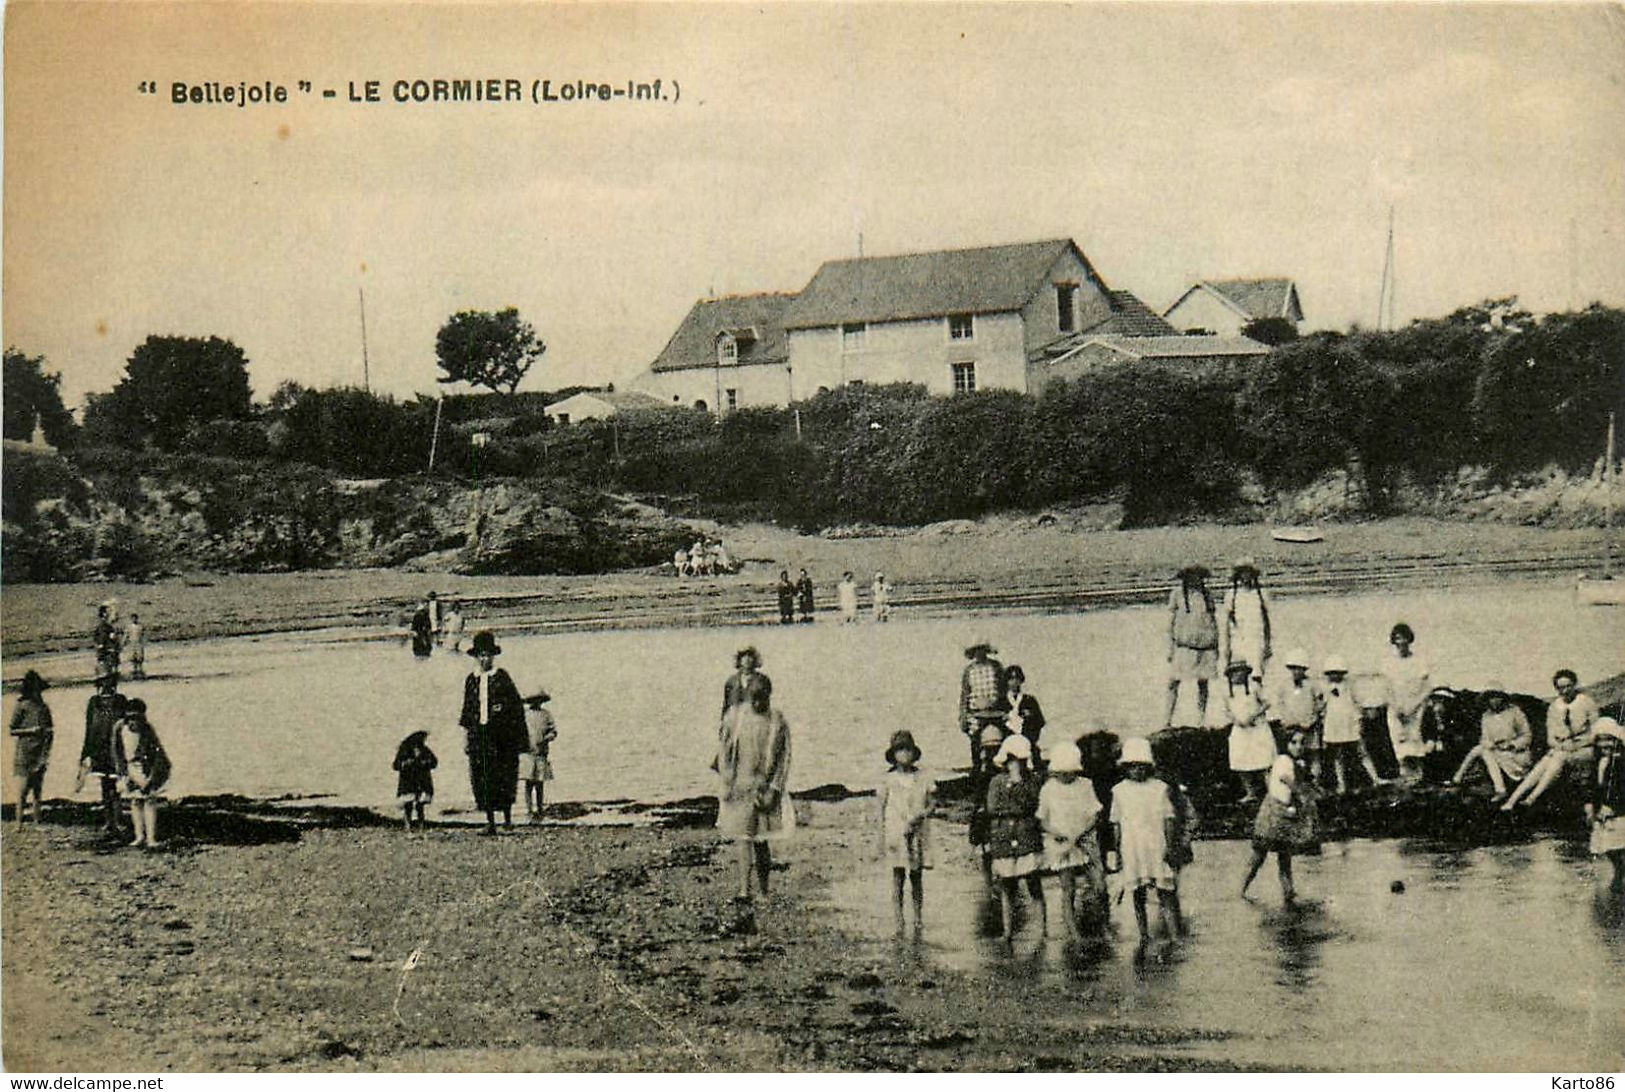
[{"xmin": 544, "ymin": 388, "xmax": 668, "ymax": 425}]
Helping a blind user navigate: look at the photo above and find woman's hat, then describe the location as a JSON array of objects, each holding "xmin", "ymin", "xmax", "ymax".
[
  {"xmin": 1224, "ymin": 659, "xmax": 1253, "ymax": 677},
  {"xmin": 19, "ymin": 670, "xmax": 50, "ymax": 695},
  {"xmin": 123, "ymin": 697, "xmax": 147, "ymax": 718},
  {"xmin": 885, "ymin": 730, "xmax": 921, "ymax": 764},
  {"xmin": 1321, "ymin": 655, "xmax": 1348, "ymax": 675},
  {"xmin": 1047, "ymin": 742, "xmax": 1083, "ymax": 773},
  {"xmin": 466, "ymin": 630, "xmax": 502, "ymax": 657},
  {"xmin": 1283, "ymin": 648, "xmax": 1311, "ymax": 669},
  {"xmin": 1594, "ymin": 717, "xmax": 1624, "ymax": 742},
  {"xmin": 523, "ymin": 690, "xmax": 551, "ymax": 707},
  {"xmin": 992, "ymin": 733, "xmax": 1033, "ymax": 767},
  {"xmin": 977, "ymin": 723, "xmax": 1006, "ymax": 749},
  {"xmin": 1481, "ymin": 680, "xmax": 1508, "ymax": 698},
  {"xmin": 402, "ymin": 729, "xmax": 430, "ymax": 746},
  {"xmin": 1118, "ymin": 737, "xmax": 1154, "ymax": 767},
  {"xmin": 964, "ymin": 639, "xmax": 997, "ymax": 657}
]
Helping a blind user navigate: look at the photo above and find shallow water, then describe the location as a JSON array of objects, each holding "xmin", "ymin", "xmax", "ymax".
[
  {"xmin": 817, "ymin": 828, "xmax": 1625, "ymax": 1071},
  {"xmin": 2, "ymin": 577, "xmax": 1620, "ymax": 810}
]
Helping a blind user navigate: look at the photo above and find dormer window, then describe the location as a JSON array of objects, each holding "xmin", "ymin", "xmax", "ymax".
[{"xmin": 717, "ymin": 334, "xmax": 738, "ymax": 367}]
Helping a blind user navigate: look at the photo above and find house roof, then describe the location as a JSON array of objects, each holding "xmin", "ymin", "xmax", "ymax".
[
  {"xmin": 650, "ymin": 292, "xmax": 796, "ymax": 373},
  {"xmin": 1166, "ymin": 278, "xmax": 1302, "ymax": 322},
  {"xmin": 1030, "ymin": 290, "xmax": 1178, "ymax": 361},
  {"xmin": 783, "ymin": 239, "xmax": 1100, "ymax": 330},
  {"xmin": 546, "ymin": 389, "xmax": 668, "ymax": 413},
  {"xmin": 1051, "ymin": 334, "xmax": 1270, "ymax": 366}
]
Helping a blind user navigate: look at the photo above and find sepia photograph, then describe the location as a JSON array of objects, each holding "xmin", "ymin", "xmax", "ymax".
[{"xmin": 3, "ymin": 0, "xmax": 1624, "ymax": 1076}]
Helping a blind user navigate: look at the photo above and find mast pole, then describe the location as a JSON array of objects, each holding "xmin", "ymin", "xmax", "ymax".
[
  {"xmin": 358, "ymin": 286, "xmax": 371, "ymax": 393},
  {"xmin": 1607, "ymin": 410, "xmax": 1617, "ymax": 578}
]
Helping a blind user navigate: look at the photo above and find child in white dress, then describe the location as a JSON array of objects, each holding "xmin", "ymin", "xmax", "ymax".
[
  {"xmin": 871, "ymin": 573, "xmax": 892, "ymax": 622},
  {"xmin": 837, "ymin": 572, "xmax": 860, "ymax": 624},
  {"xmin": 1107, "ymin": 737, "xmax": 1184, "ymax": 959},
  {"xmin": 521, "ymin": 691, "xmax": 558, "ymax": 822},
  {"xmin": 1321, "ymin": 656, "xmax": 1386, "ymax": 795},
  {"xmin": 1224, "ymin": 662, "xmax": 1276, "ymax": 803},
  {"xmin": 1037, "ymin": 742, "xmax": 1105, "ymax": 937},
  {"xmin": 877, "ymin": 730, "xmax": 933, "ymax": 933}
]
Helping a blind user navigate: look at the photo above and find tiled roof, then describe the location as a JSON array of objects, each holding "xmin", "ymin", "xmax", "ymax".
[
  {"xmin": 1030, "ymin": 290, "xmax": 1178, "ymax": 360},
  {"xmin": 784, "ymin": 239, "xmax": 1091, "ymax": 329},
  {"xmin": 1169, "ymin": 278, "xmax": 1301, "ymax": 321},
  {"xmin": 650, "ymin": 293, "xmax": 796, "ymax": 373},
  {"xmin": 546, "ymin": 389, "xmax": 668, "ymax": 413},
  {"xmin": 1070, "ymin": 334, "xmax": 1270, "ymax": 360}
]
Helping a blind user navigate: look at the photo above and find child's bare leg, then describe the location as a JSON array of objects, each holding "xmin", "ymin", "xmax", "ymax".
[
  {"xmin": 1334, "ymin": 750, "xmax": 1351, "ymax": 796},
  {"xmin": 736, "ymin": 842, "xmax": 754, "ymax": 898},
  {"xmin": 753, "ymin": 842, "xmax": 772, "ymax": 895},
  {"xmin": 127, "ymin": 801, "xmax": 146, "ymax": 846},
  {"xmin": 1359, "ymin": 743, "xmax": 1387, "ymax": 786},
  {"xmin": 1159, "ymin": 888, "xmax": 1184, "ymax": 938},
  {"xmin": 909, "ymin": 869, "xmax": 924, "ymax": 929},
  {"xmin": 1485, "ymin": 760, "xmax": 1508, "ymax": 798},
  {"xmin": 1451, "ymin": 747, "xmax": 1482, "ymax": 784},
  {"xmin": 402, "ymin": 804, "xmax": 414, "ymax": 830},
  {"xmin": 891, "ymin": 868, "xmax": 907, "ymax": 931},
  {"xmin": 1027, "ymin": 874, "xmax": 1047, "ymax": 935},
  {"xmin": 1131, "ymin": 886, "xmax": 1151, "ymax": 946},
  {"xmin": 143, "ymin": 801, "xmax": 159, "ymax": 847},
  {"xmin": 1241, "ymin": 846, "xmax": 1267, "ymax": 896},
  {"xmin": 1276, "ymin": 853, "xmax": 1295, "ymax": 903},
  {"xmin": 1512, "ymin": 758, "xmax": 1560, "ymax": 807},
  {"xmin": 1165, "ymin": 680, "xmax": 1180, "ymax": 727},
  {"xmin": 998, "ymin": 880, "xmax": 1018, "ymax": 941},
  {"xmin": 1058, "ymin": 871, "xmax": 1080, "ymax": 938}
]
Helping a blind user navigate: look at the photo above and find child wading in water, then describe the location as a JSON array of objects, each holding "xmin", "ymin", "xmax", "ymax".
[
  {"xmin": 1242, "ymin": 727, "xmax": 1320, "ymax": 903},
  {"xmin": 1037, "ymin": 741, "xmax": 1106, "ymax": 938},
  {"xmin": 985, "ymin": 733, "xmax": 1046, "ymax": 941},
  {"xmin": 877, "ymin": 730, "xmax": 934, "ymax": 933},
  {"xmin": 1586, "ymin": 717, "xmax": 1625, "ymax": 894},
  {"xmin": 392, "ymin": 730, "xmax": 437, "ymax": 830},
  {"xmin": 1107, "ymin": 737, "xmax": 1185, "ymax": 959},
  {"xmin": 522, "ymin": 691, "xmax": 558, "ymax": 822},
  {"xmin": 1223, "ymin": 661, "xmax": 1275, "ymax": 803}
]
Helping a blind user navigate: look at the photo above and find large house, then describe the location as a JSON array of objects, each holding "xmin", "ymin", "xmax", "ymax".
[
  {"xmin": 1164, "ymin": 277, "xmax": 1304, "ymax": 337},
  {"xmin": 633, "ymin": 240, "xmax": 1271, "ymax": 411}
]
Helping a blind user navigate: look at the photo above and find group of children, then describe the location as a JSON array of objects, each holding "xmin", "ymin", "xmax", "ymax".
[
  {"xmin": 390, "ymin": 689, "xmax": 559, "ymax": 830},
  {"xmin": 673, "ymin": 538, "xmax": 738, "ymax": 578}
]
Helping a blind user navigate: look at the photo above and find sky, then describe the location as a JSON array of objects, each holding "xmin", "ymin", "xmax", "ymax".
[{"xmin": 4, "ymin": 2, "xmax": 1624, "ymax": 408}]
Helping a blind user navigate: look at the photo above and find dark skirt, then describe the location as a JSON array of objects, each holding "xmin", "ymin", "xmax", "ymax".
[
  {"xmin": 467, "ymin": 734, "xmax": 519, "ymax": 811},
  {"xmin": 1252, "ymin": 793, "xmax": 1321, "ymax": 855}
]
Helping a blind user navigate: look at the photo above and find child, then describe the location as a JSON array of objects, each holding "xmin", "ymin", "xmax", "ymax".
[
  {"xmin": 124, "ymin": 613, "xmax": 147, "ymax": 680},
  {"xmin": 1166, "ymin": 565, "xmax": 1219, "ymax": 728},
  {"xmin": 443, "ymin": 601, "xmax": 466, "ymax": 653},
  {"xmin": 968, "ymin": 722, "xmax": 1005, "ymax": 886},
  {"xmin": 9, "ymin": 670, "xmax": 55, "ymax": 828},
  {"xmin": 113, "ymin": 699, "xmax": 170, "ymax": 849},
  {"xmin": 1450, "ymin": 682, "xmax": 1531, "ymax": 800},
  {"xmin": 871, "ymin": 572, "xmax": 892, "ymax": 622},
  {"xmin": 1320, "ymin": 656, "xmax": 1385, "ymax": 795},
  {"xmin": 1037, "ymin": 741, "xmax": 1105, "ymax": 938},
  {"xmin": 837, "ymin": 572, "xmax": 859, "ymax": 624},
  {"xmin": 985, "ymin": 733, "xmax": 1046, "ymax": 941},
  {"xmin": 1224, "ymin": 661, "xmax": 1275, "ymax": 803},
  {"xmin": 1585, "ymin": 717, "xmax": 1625, "ymax": 893},
  {"xmin": 1004, "ymin": 665, "xmax": 1047, "ymax": 756},
  {"xmin": 1271, "ymin": 649, "xmax": 1321, "ymax": 780},
  {"xmin": 392, "ymin": 730, "xmax": 438, "ymax": 830},
  {"xmin": 1242, "ymin": 726, "xmax": 1320, "ymax": 904},
  {"xmin": 1106, "ymin": 737, "xmax": 1184, "ymax": 958},
  {"xmin": 877, "ymin": 730, "xmax": 933, "ymax": 933},
  {"xmin": 521, "ymin": 691, "xmax": 558, "ymax": 822}
]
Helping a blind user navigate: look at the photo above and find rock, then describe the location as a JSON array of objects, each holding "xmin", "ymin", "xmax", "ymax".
[
  {"xmin": 346, "ymin": 948, "xmax": 375, "ymax": 962},
  {"xmin": 845, "ymin": 972, "xmax": 883, "ymax": 990}
]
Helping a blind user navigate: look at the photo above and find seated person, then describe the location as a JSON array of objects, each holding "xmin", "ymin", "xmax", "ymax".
[{"xmin": 1451, "ymin": 682, "xmax": 1531, "ymax": 800}]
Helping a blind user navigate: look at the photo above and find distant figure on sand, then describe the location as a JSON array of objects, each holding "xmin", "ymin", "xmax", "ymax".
[
  {"xmin": 776, "ymin": 571, "xmax": 796, "ymax": 624},
  {"xmin": 960, "ymin": 640, "xmax": 1008, "ymax": 776},
  {"xmin": 877, "ymin": 730, "xmax": 933, "ymax": 934},
  {"xmin": 837, "ymin": 572, "xmax": 859, "ymax": 624},
  {"xmin": 1586, "ymin": 718, "xmax": 1625, "ymax": 893},
  {"xmin": 411, "ymin": 601, "xmax": 435, "ymax": 658},
  {"xmin": 393, "ymin": 730, "xmax": 438, "ymax": 830},
  {"xmin": 1219, "ymin": 557, "xmax": 1272, "ymax": 681},
  {"xmin": 93, "ymin": 603, "xmax": 120, "ymax": 678},
  {"xmin": 443, "ymin": 601, "xmax": 466, "ymax": 652},
  {"xmin": 1166, "ymin": 566, "xmax": 1219, "ymax": 727},
  {"xmin": 871, "ymin": 573, "xmax": 892, "ymax": 622},
  {"xmin": 124, "ymin": 614, "xmax": 147, "ymax": 680},
  {"xmin": 9, "ymin": 671, "xmax": 55, "ymax": 828},
  {"xmin": 458, "ymin": 631, "xmax": 527, "ymax": 833},
  {"xmin": 113, "ymin": 699, "xmax": 170, "ymax": 849},
  {"xmin": 1504, "ymin": 668, "xmax": 1599, "ymax": 811},
  {"xmin": 716, "ymin": 674, "xmax": 793, "ymax": 903},
  {"xmin": 521, "ymin": 691, "xmax": 557, "ymax": 822},
  {"xmin": 1451, "ymin": 681, "xmax": 1530, "ymax": 801},
  {"xmin": 81, "ymin": 669, "xmax": 126, "ymax": 838},
  {"xmin": 796, "ymin": 569, "xmax": 815, "ymax": 623}
]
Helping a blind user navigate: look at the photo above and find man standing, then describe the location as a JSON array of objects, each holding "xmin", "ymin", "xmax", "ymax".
[
  {"xmin": 959, "ymin": 639, "xmax": 1008, "ymax": 777},
  {"xmin": 81, "ymin": 669, "xmax": 126, "ymax": 838}
]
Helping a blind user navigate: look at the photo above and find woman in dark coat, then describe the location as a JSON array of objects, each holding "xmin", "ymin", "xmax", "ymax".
[
  {"xmin": 411, "ymin": 602, "xmax": 435, "ymax": 658},
  {"xmin": 459, "ymin": 630, "xmax": 526, "ymax": 833}
]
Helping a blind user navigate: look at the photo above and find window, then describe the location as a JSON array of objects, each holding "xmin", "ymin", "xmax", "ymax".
[
  {"xmin": 717, "ymin": 335, "xmax": 738, "ymax": 366},
  {"xmin": 555, "ymin": 413, "xmax": 569, "ymax": 425},
  {"xmin": 841, "ymin": 322, "xmax": 867, "ymax": 352},
  {"xmin": 725, "ymin": 388, "xmax": 738, "ymax": 412},
  {"xmin": 1056, "ymin": 284, "xmax": 1077, "ymax": 333},
  {"xmin": 693, "ymin": 399, "xmax": 708, "ymax": 411},
  {"xmin": 948, "ymin": 313, "xmax": 974, "ymax": 340},
  {"xmin": 951, "ymin": 362, "xmax": 976, "ymax": 395}
]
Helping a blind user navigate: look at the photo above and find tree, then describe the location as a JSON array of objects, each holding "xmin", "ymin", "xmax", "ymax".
[
  {"xmin": 3, "ymin": 348, "xmax": 77, "ymax": 447},
  {"xmin": 87, "ymin": 335, "xmax": 253, "ymax": 450},
  {"xmin": 435, "ymin": 308, "xmax": 546, "ymax": 394},
  {"xmin": 1240, "ymin": 318, "xmax": 1300, "ymax": 347}
]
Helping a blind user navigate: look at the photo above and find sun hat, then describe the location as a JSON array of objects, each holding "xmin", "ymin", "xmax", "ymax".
[
  {"xmin": 978, "ymin": 723, "xmax": 1006, "ymax": 749},
  {"xmin": 1593, "ymin": 717, "xmax": 1624, "ymax": 742},
  {"xmin": 1481, "ymin": 679, "xmax": 1508, "ymax": 698},
  {"xmin": 1232, "ymin": 556, "xmax": 1259, "ymax": 574},
  {"xmin": 1321, "ymin": 655, "xmax": 1348, "ymax": 675},
  {"xmin": 466, "ymin": 630, "xmax": 502, "ymax": 658},
  {"xmin": 1118, "ymin": 737, "xmax": 1154, "ymax": 767},
  {"xmin": 1224, "ymin": 659, "xmax": 1253, "ymax": 677},
  {"xmin": 1284, "ymin": 648, "xmax": 1311, "ymax": 669},
  {"xmin": 123, "ymin": 698, "xmax": 147, "ymax": 719},
  {"xmin": 992, "ymin": 733, "xmax": 1033, "ymax": 767},
  {"xmin": 1047, "ymin": 742, "xmax": 1083, "ymax": 773},
  {"xmin": 523, "ymin": 690, "xmax": 551, "ymax": 707},
  {"xmin": 885, "ymin": 730, "xmax": 921, "ymax": 765},
  {"xmin": 965, "ymin": 638, "xmax": 998, "ymax": 657}
]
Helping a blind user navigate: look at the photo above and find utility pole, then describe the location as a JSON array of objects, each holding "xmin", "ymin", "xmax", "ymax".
[
  {"xmin": 1376, "ymin": 205, "xmax": 1396, "ymax": 330},
  {"xmin": 358, "ymin": 286, "xmax": 371, "ymax": 392}
]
